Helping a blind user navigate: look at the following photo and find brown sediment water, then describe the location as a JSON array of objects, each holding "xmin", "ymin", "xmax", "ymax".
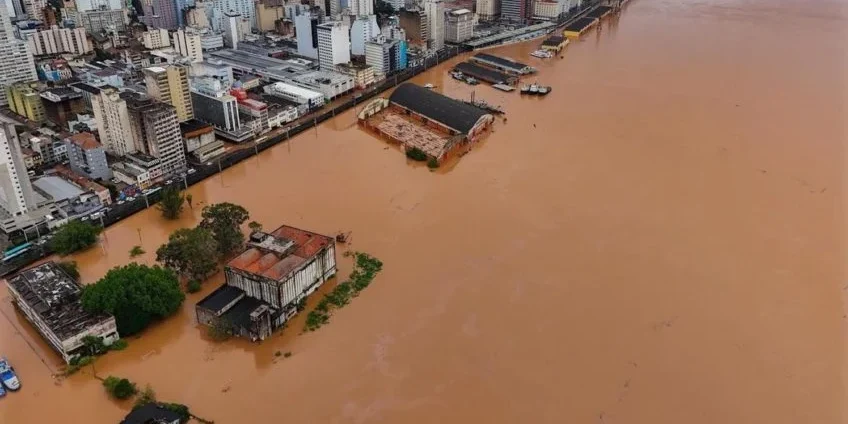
[{"xmin": 1, "ymin": 0, "xmax": 846, "ymax": 422}]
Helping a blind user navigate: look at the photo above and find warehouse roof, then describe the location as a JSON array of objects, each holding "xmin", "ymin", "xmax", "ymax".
[
  {"xmin": 227, "ymin": 225, "xmax": 333, "ymax": 283},
  {"xmin": 389, "ymin": 83, "xmax": 490, "ymax": 134},
  {"xmin": 565, "ymin": 17, "xmax": 598, "ymax": 32}
]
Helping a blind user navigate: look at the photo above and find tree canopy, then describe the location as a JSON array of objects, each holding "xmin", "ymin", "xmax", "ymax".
[
  {"xmin": 155, "ymin": 227, "xmax": 218, "ymax": 282},
  {"xmin": 57, "ymin": 260, "xmax": 80, "ymax": 280},
  {"xmin": 51, "ymin": 220, "xmax": 101, "ymax": 255},
  {"xmin": 81, "ymin": 263, "xmax": 184, "ymax": 336},
  {"xmin": 199, "ymin": 202, "xmax": 250, "ymax": 257},
  {"xmin": 158, "ymin": 186, "xmax": 185, "ymax": 220}
]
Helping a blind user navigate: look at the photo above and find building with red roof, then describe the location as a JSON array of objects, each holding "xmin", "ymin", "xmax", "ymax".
[{"xmin": 196, "ymin": 224, "xmax": 337, "ymax": 341}]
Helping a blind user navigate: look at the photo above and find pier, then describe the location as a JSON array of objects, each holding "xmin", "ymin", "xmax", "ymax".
[
  {"xmin": 453, "ymin": 62, "xmax": 517, "ymax": 85},
  {"xmin": 563, "ymin": 17, "xmax": 600, "ymax": 38},
  {"xmin": 471, "ymin": 53, "xmax": 536, "ymax": 76}
]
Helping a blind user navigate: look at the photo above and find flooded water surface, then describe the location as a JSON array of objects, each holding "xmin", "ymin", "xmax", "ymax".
[{"xmin": 1, "ymin": 0, "xmax": 846, "ymax": 422}]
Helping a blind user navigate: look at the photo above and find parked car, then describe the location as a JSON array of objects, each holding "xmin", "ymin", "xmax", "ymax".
[
  {"xmin": 80, "ymin": 216, "xmax": 89, "ymax": 221},
  {"xmin": 165, "ymin": 179, "xmax": 173, "ymax": 185},
  {"xmin": 117, "ymin": 200, "xmax": 125, "ymax": 205},
  {"xmin": 0, "ymin": 358, "xmax": 20, "ymax": 391},
  {"xmin": 187, "ymin": 168, "xmax": 196, "ymax": 174}
]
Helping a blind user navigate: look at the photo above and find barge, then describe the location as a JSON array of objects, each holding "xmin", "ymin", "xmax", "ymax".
[{"xmin": 520, "ymin": 83, "xmax": 552, "ymax": 96}]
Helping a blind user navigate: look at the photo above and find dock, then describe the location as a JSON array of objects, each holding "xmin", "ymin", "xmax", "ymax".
[
  {"xmin": 471, "ymin": 53, "xmax": 536, "ymax": 76},
  {"xmin": 454, "ymin": 62, "xmax": 517, "ymax": 85},
  {"xmin": 585, "ymin": 5, "xmax": 613, "ymax": 20},
  {"xmin": 563, "ymin": 17, "xmax": 599, "ymax": 38}
]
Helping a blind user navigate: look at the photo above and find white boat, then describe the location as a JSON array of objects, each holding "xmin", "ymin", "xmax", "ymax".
[
  {"xmin": 492, "ymin": 84, "xmax": 515, "ymax": 92},
  {"xmin": 424, "ymin": 83, "xmax": 434, "ymax": 89},
  {"xmin": 530, "ymin": 50, "xmax": 553, "ymax": 59},
  {"xmin": 0, "ymin": 358, "xmax": 20, "ymax": 391}
]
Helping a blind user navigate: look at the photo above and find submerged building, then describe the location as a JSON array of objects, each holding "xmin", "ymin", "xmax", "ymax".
[
  {"xmin": 196, "ymin": 225, "xmax": 337, "ymax": 341},
  {"xmin": 6, "ymin": 262, "xmax": 119, "ymax": 363}
]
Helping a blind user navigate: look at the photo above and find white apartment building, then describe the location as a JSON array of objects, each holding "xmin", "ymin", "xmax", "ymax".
[
  {"xmin": 124, "ymin": 93, "xmax": 187, "ymax": 177},
  {"xmin": 0, "ymin": 123, "xmax": 37, "ymax": 217},
  {"xmin": 143, "ymin": 65, "xmax": 194, "ymax": 122},
  {"xmin": 263, "ymin": 82, "xmax": 324, "ymax": 111},
  {"xmin": 26, "ymin": 26, "xmax": 92, "ymax": 56},
  {"xmin": 211, "ymin": 0, "xmax": 255, "ymax": 32},
  {"xmin": 223, "ymin": 11, "xmax": 240, "ymax": 49},
  {"xmin": 0, "ymin": 2, "xmax": 36, "ymax": 105},
  {"xmin": 350, "ymin": 15, "xmax": 379, "ymax": 56},
  {"xmin": 142, "ymin": 28, "xmax": 171, "ymax": 49},
  {"xmin": 445, "ymin": 9, "xmax": 473, "ymax": 43},
  {"xmin": 92, "ymin": 87, "xmax": 136, "ymax": 157},
  {"xmin": 348, "ymin": 0, "xmax": 373, "ymax": 16},
  {"xmin": 316, "ymin": 21, "xmax": 350, "ymax": 71},
  {"xmin": 172, "ymin": 28, "xmax": 203, "ymax": 62},
  {"xmin": 423, "ymin": 0, "xmax": 444, "ymax": 50},
  {"xmin": 365, "ymin": 36, "xmax": 391, "ymax": 77}
]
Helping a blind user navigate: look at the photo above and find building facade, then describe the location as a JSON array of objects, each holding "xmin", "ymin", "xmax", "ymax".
[
  {"xmin": 350, "ymin": 14, "xmax": 379, "ymax": 56},
  {"xmin": 65, "ymin": 132, "xmax": 112, "ymax": 181},
  {"xmin": 501, "ymin": 0, "xmax": 533, "ymax": 23},
  {"xmin": 124, "ymin": 93, "xmax": 187, "ymax": 177},
  {"xmin": 141, "ymin": 0, "xmax": 179, "ymax": 29},
  {"xmin": 398, "ymin": 7, "xmax": 428, "ymax": 48},
  {"xmin": 142, "ymin": 28, "xmax": 170, "ymax": 49},
  {"xmin": 422, "ymin": 0, "xmax": 444, "ymax": 50},
  {"xmin": 348, "ymin": 0, "xmax": 373, "ymax": 16},
  {"xmin": 26, "ymin": 25, "xmax": 92, "ymax": 55},
  {"xmin": 294, "ymin": 12, "xmax": 320, "ymax": 59},
  {"xmin": 6, "ymin": 81, "xmax": 46, "ymax": 122},
  {"xmin": 92, "ymin": 87, "xmax": 136, "ymax": 157},
  {"xmin": 143, "ymin": 65, "xmax": 194, "ymax": 122},
  {"xmin": 316, "ymin": 21, "xmax": 350, "ymax": 71},
  {"xmin": 0, "ymin": 124, "xmax": 38, "ymax": 219},
  {"xmin": 196, "ymin": 225, "xmax": 337, "ymax": 341},
  {"xmin": 476, "ymin": 0, "xmax": 500, "ymax": 21},
  {"xmin": 0, "ymin": 1, "xmax": 36, "ymax": 105},
  {"xmin": 445, "ymin": 9, "xmax": 473, "ymax": 43},
  {"xmin": 6, "ymin": 262, "xmax": 119, "ymax": 364},
  {"xmin": 191, "ymin": 77, "xmax": 245, "ymax": 136},
  {"xmin": 172, "ymin": 28, "xmax": 204, "ymax": 62}
]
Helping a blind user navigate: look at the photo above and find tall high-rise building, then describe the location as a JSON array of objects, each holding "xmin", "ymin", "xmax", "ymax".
[
  {"xmin": 475, "ymin": 0, "xmax": 499, "ymax": 21},
  {"xmin": 348, "ymin": 0, "xmax": 372, "ymax": 16},
  {"xmin": 422, "ymin": 0, "xmax": 444, "ymax": 50},
  {"xmin": 190, "ymin": 76, "xmax": 242, "ymax": 133},
  {"xmin": 316, "ymin": 21, "xmax": 350, "ymax": 71},
  {"xmin": 26, "ymin": 25, "xmax": 92, "ymax": 56},
  {"xmin": 172, "ymin": 28, "xmax": 203, "ymax": 63},
  {"xmin": 294, "ymin": 12, "xmax": 319, "ymax": 59},
  {"xmin": 445, "ymin": 8, "xmax": 473, "ymax": 43},
  {"xmin": 23, "ymin": 0, "xmax": 46, "ymax": 20},
  {"xmin": 91, "ymin": 87, "xmax": 136, "ymax": 157},
  {"xmin": 223, "ymin": 11, "xmax": 240, "ymax": 48},
  {"xmin": 0, "ymin": 1, "xmax": 36, "ymax": 105},
  {"xmin": 500, "ymin": 0, "xmax": 532, "ymax": 23},
  {"xmin": 0, "ymin": 123, "xmax": 37, "ymax": 218},
  {"xmin": 350, "ymin": 15, "xmax": 379, "ymax": 56},
  {"xmin": 124, "ymin": 93, "xmax": 187, "ymax": 177},
  {"xmin": 143, "ymin": 64, "xmax": 194, "ymax": 122},
  {"xmin": 398, "ymin": 7, "xmax": 427, "ymax": 48},
  {"xmin": 210, "ymin": 0, "xmax": 255, "ymax": 32},
  {"xmin": 141, "ymin": 0, "xmax": 179, "ymax": 29},
  {"xmin": 6, "ymin": 81, "xmax": 45, "ymax": 122}
]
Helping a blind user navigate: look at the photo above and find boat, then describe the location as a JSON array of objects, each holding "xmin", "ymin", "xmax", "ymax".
[
  {"xmin": 0, "ymin": 358, "xmax": 19, "ymax": 391},
  {"xmin": 465, "ymin": 77, "xmax": 479, "ymax": 85},
  {"xmin": 520, "ymin": 83, "xmax": 553, "ymax": 96},
  {"xmin": 450, "ymin": 71, "xmax": 465, "ymax": 80},
  {"xmin": 424, "ymin": 83, "xmax": 434, "ymax": 89},
  {"xmin": 530, "ymin": 50, "xmax": 553, "ymax": 59},
  {"xmin": 492, "ymin": 84, "xmax": 515, "ymax": 92}
]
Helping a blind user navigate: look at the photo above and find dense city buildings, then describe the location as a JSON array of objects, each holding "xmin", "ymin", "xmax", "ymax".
[
  {"xmin": 422, "ymin": 0, "xmax": 444, "ymax": 50},
  {"xmin": 6, "ymin": 81, "xmax": 46, "ymax": 122},
  {"xmin": 348, "ymin": 0, "xmax": 373, "ymax": 16},
  {"xmin": 25, "ymin": 25, "xmax": 91, "ymax": 55},
  {"xmin": 350, "ymin": 15, "xmax": 380, "ymax": 56},
  {"xmin": 72, "ymin": 7, "xmax": 127, "ymax": 34},
  {"xmin": 191, "ymin": 76, "xmax": 252, "ymax": 142},
  {"xmin": 210, "ymin": 0, "xmax": 256, "ymax": 32},
  {"xmin": 0, "ymin": 1, "xmax": 36, "ymax": 105},
  {"xmin": 501, "ymin": 0, "xmax": 533, "ymax": 23},
  {"xmin": 141, "ymin": 0, "xmax": 179, "ymax": 30},
  {"xmin": 0, "ymin": 123, "xmax": 55, "ymax": 232},
  {"xmin": 142, "ymin": 28, "xmax": 170, "ymax": 49},
  {"xmin": 91, "ymin": 86, "xmax": 135, "ymax": 157},
  {"xmin": 316, "ymin": 21, "xmax": 350, "ymax": 71},
  {"xmin": 476, "ymin": 0, "xmax": 500, "ymax": 21},
  {"xmin": 6, "ymin": 262, "xmax": 119, "ymax": 364},
  {"xmin": 398, "ymin": 7, "xmax": 427, "ymax": 48},
  {"xmin": 294, "ymin": 12, "xmax": 320, "ymax": 59},
  {"xmin": 143, "ymin": 64, "xmax": 194, "ymax": 122},
  {"xmin": 40, "ymin": 87, "xmax": 86, "ymax": 128}
]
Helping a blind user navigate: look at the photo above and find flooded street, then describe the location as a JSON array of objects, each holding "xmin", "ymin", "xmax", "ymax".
[{"xmin": 1, "ymin": 0, "xmax": 846, "ymax": 422}]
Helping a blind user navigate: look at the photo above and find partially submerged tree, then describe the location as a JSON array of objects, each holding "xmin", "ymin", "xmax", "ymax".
[
  {"xmin": 155, "ymin": 227, "xmax": 218, "ymax": 282},
  {"xmin": 158, "ymin": 187, "xmax": 185, "ymax": 220},
  {"xmin": 103, "ymin": 376, "xmax": 137, "ymax": 400},
  {"xmin": 81, "ymin": 335, "xmax": 107, "ymax": 356},
  {"xmin": 129, "ymin": 245, "xmax": 145, "ymax": 258},
  {"xmin": 199, "ymin": 202, "xmax": 250, "ymax": 257},
  {"xmin": 51, "ymin": 220, "xmax": 101, "ymax": 255},
  {"xmin": 57, "ymin": 260, "xmax": 80, "ymax": 280},
  {"xmin": 248, "ymin": 221, "xmax": 262, "ymax": 234},
  {"xmin": 81, "ymin": 263, "xmax": 184, "ymax": 336}
]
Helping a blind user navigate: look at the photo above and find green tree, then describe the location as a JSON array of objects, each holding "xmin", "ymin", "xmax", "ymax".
[
  {"xmin": 57, "ymin": 260, "xmax": 80, "ymax": 280},
  {"xmin": 81, "ymin": 335, "xmax": 106, "ymax": 356},
  {"xmin": 158, "ymin": 187, "xmax": 185, "ymax": 220},
  {"xmin": 134, "ymin": 385, "xmax": 156, "ymax": 408},
  {"xmin": 51, "ymin": 220, "xmax": 101, "ymax": 255},
  {"xmin": 129, "ymin": 245, "xmax": 145, "ymax": 258},
  {"xmin": 155, "ymin": 227, "xmax": 218, "ymax": 282},
  {"xmin": 81, "ymin": 263, "xmax": 185, "ymax": 336},
  {"xmin": 199, "ymin": 202, "xmax": 250, "ymax": 257},
  {"xmin": 185, "ymin": 193, "xmax": 193, "ymax": 209},
  {"xmin": 248, "ymin": 221, "xmax": 262, "ymax": 234},
  {"xmin": 103, "ymin": 376, "xmax": 137, "ymax": 400}
]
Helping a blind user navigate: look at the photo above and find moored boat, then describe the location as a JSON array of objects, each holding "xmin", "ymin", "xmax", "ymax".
[{"xmin": 0, "ymin": 358, "xmax": 20, "ymax": 391}]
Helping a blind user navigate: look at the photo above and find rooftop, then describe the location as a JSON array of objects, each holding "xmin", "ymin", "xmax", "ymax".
[
  {"xmin": 120, "ymin": 403, "xmax": 183, "ymax": 424},
  {"xmin": 564, "ymin": 17, "xmax": 598, "ymax": 32},
  {"xmin": 180, "ymin": 119, "xmax": 214, "ymax": 137},
  {"xmin": 67, "ymin": 132, "xmax": 101, "ymax": 150},
  {"xmin": 472, "ymin": 53, "xmax": 532, "ymax": 71},
  {"xmin": 40, "ymin": 87, "xmax": 83, "ymax": 102},
  {"xmin": 542, "ymin": 35, "xmax": 566, "ymax": 46},
  {"xmin": 585, "ymin": 5, "xmax": 613, "ymax": 19},
  {"xmin": 196, "ymin": 285, "xmax": 244, "ymax": 312},
  {"xmin": 227, "ymin": 225, "xmax": 333, "ymax": 283},
  {"xmin": 389, "ymin": 83, "xmax": 491, "ymax": 135},
  {"xmin": 6, "ymin": 262, "xmax": 113, "ymax": 341},
  {"xmin": 450, "ymin": 8, "xmax": 472, "ymax": 15},
  {"xmin": 32, "ymin": 175, "xmax": 85, "ymax": 202},
  {"xmin": 267, "ymin": 82, "xmax": 324, "ymax": 100}
]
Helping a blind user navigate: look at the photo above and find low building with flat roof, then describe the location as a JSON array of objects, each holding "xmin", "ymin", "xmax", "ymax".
[
  {"xmin": 263, "ymin": 82, "xmax": 324, "ymax": 113},
  {"xmin": 196, "ymin": 225, "xmax": 337, "ymax": 341},
  {"xmin": 6, "ymin": 262, "xmax": 119, "ymax": 363}
]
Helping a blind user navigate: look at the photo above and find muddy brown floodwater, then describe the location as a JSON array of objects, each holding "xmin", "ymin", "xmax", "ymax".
[{"xmin": 2, "ymin": 0, "xmax": 846, "ymax": 422}]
